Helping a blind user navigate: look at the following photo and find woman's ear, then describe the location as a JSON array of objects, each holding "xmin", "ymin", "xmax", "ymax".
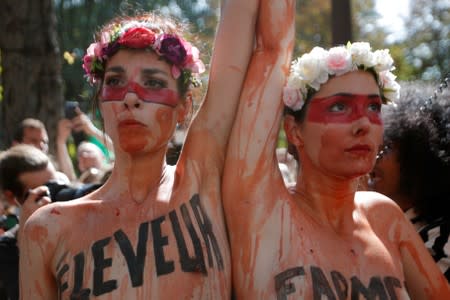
[
  {"xmin": 283, "ymin": 115, "xmax": 304, "ymax": 148},
  {"xmin": 177, "ymin": 92, "xmax": 193, "ymax": 124}
]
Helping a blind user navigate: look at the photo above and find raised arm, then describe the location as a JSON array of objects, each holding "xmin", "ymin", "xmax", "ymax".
[
  {"xmin": 223, "ymin": 0, "xmax": 295, "ymax": 214},
  {"xmin": 181, "ymin": 0, "xmax": 258, "ymax": 170}
]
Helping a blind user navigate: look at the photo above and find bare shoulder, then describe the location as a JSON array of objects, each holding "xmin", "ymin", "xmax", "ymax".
[
  {"xmin": 22, "ymin": 198, "xmax": 98, "ymax": 240},
  {"xmin": 355, "ymin": 191, "xmax": 403, "ymax": 214},
  {"xmin": 354, "ymin": 191, "xmax": 409, "ymax": 236}
]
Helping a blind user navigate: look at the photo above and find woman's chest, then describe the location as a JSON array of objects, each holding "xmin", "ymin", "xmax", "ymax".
[
  {"xmin": 240, "ymin": 210, "xmax": 407, "ymax": 299},
  {"xmin": 52, "ymin": 194, "xmax": 230, "ymax": 299}
]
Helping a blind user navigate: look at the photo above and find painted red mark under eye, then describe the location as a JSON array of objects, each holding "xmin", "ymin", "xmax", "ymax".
[
  {"xmin": 101, "ymin": 81, "xmax": 179, "ymax": 107},
  {"xmin": 307, "ymin": 94, "xmax": 382, "ymax": 125}
]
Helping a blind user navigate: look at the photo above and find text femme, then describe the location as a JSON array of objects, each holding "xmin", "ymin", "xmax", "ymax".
[{"xmin": 275, "ymin": 265, "xmax": 403, "ymax": 300}]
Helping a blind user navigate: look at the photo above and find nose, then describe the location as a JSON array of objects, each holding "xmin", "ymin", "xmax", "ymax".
[
  {"xmin": 352, "ymin": 116, "xmax": 370, "ymax": 136},
  {"xmin": 123, "ymin": 91, "xmax": 141, "ymax": 109}
]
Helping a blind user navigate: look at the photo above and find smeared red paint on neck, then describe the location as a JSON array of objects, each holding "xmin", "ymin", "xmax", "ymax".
[
  {"xmin": 101, "ymin": 82, "xmax": 179, "ymax": 107},
  {"xmin": 307, "ymin": 94, "xmax": 382, "ymax": 125}
]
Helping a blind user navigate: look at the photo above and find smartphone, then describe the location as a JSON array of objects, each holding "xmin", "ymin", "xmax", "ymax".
[{"xmin": 65, "ymin": 101, "xmax": 79, "ymax": 120}]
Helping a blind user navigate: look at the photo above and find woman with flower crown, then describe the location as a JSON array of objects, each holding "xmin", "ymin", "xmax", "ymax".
[
  {"xmin": 223, "ymin": 24, "xmax": 450, "ymax": 300},
  {"xmin": 18, "ymin": 1, "xmax": 260, "ymax": 299}
]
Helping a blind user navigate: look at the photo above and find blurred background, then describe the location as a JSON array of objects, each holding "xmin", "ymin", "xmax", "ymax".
[{"xmin": 0, "ymin": 0, "xmax": 448, "ymax": 152}]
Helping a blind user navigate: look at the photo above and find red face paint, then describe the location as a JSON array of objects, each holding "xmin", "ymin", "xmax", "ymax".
[
  {"xmin": 101, "ymin": 81, "xmax": 179, "ymax": 107},
  {"xmin": 307, "ymin": 93, "xmax": 382, "ymax": 125}
]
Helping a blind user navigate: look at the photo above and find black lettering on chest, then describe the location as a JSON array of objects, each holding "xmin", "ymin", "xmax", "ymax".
[
  {"xmin": 114, "ymin": 222, "xmax": 149, "ymax": 286},
  {"xmin": 190, "ymin": 194, "xmax": 224, "ymax": 270},
  {"xmin": 274, "ymin": 266, "xmax": 404, "ymax": 300},
  {"xmin": 169, "ymin": 203, "xmax": 206, "ymax": 274},
  {"xmin": 92, "ymin": 237, "xmax": 117, "ymax": 296},
  {"xmin": 71, "ymin": 252, "xmax": 91, "ymax": 299},
  {"xmin": 274, "ymin": 267, "xmax": 305, "ymax": 300},
  {"xmin": 56, "ymin": 194, "xmax": 223, "ymax": 298}
]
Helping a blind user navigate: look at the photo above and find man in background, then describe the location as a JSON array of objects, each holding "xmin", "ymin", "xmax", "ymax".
[{"xmin": 12, "ymin": 118, "xmax": 49, "ymax": 154}]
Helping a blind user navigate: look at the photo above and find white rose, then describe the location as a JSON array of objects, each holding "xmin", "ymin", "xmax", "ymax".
[
  {"xmin": 379, "ymin": 71, "xmax": 400, "ymax": 101},
  {"xmin": 350, "ymin": 42, "xmax": 375, "ymax": 68},
  {"xmin": 373, "ymin": 49, "xmax": 394, "ymax": 72}
]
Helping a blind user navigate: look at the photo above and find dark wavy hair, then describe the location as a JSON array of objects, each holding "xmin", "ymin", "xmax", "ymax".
[{"xmin": 382, "ymin": 80, "xmax": 449, "ymax": 221}]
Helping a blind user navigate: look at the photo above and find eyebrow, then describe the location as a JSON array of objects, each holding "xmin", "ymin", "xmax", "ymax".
[
  {"xmin": 326, "ymin": 93, "xmax": 381, "ymax": 98},
  {"xmin": 104, "ymin": 66, "xmax": 169, "ymax": 77},
  {"xmin": 141, "ymin": 68, "xmax": 169, "ymax": 77},
  {"xmin": 104, "ymin": 66, "xmax": 125, "ymax": 73}
]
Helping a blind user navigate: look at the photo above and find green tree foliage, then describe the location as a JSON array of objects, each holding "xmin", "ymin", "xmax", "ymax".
[
  {"xmin": 403, "ymin": 0, "xmax": 449, "ymax": 81},
  {"xmin": 56, "ymin": 0, "xmax": 219, "ymax": 106},
  {"xmin": 294, "ymin": 0, "xmax": 332, "ymax": 55},
  {"xmin": 35, "ymin": 0, "xmax": 450, "ymax": 108}
]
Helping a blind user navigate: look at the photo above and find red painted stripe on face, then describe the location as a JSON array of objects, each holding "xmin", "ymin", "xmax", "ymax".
[
  {"xmin": 306, "ymin": 93, "xmax": 383, "ymax": 125},
  {"xmin": 101, "ymin": 81, "xmax": 179, "ymax": 107}
]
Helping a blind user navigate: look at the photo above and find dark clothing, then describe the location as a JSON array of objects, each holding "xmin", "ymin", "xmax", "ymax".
[
  {"xmin": 0, "ymin": 183, "xmax": 101, "ymax": 300},
  {"xmin": 407, "ymin": 209, "xmax": 450, "ymax": 282},
  {"xmin": 0, "ymin": 225, "xmax": 19, "ymax": 300}
]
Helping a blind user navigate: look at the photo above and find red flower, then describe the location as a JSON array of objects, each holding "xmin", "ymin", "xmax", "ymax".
[{"xmin": 118, "ymin": 27, "xmax": 156, "ymax": 49}]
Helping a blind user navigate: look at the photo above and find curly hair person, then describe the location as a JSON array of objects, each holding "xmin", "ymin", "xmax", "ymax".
[{"xmin": 379, "ymin": 81, "xmax": 449, "ymax": 222}]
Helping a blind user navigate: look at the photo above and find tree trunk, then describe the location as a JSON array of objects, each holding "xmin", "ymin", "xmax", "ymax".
[
  {"xmin": 0, "ymin": 0, "xmax": 64, "ymax": 153},
  {"xmin": 331, "ymin": 0, "xmax": 353, "ymax": 45}
]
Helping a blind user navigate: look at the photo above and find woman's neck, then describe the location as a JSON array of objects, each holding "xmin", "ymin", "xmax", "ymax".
[
  {"xmin": 103, "ymin": 147, "xmax": 171, "ymax": 204},
  {"xmin": 294, "ymin": 166, "xmax": 359, "ymax": 230}
]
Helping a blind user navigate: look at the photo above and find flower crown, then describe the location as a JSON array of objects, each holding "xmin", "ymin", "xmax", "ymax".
[
  {"xmin": 283, "ymin": 42, "xmax": 400, "ymax": 111},
  {"xmin": 82, "ymin": 21, "xmax": 205, "ymax": 86}
]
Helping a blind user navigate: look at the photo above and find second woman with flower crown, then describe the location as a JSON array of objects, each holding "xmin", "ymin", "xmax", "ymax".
[
  {"xmin": 223, "ymin": 2, "xmax": 450, "ymax": 298},
  {"xmin": 19, "ymin": 1, "xmax": 260, "ymax": 299}
]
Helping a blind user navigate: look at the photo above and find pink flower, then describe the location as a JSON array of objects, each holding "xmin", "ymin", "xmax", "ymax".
[
  {"xmin": 283, "ymin": 87, "xmax": 304, "ymax": 111},
  {"xmin": 118, "ymin": 27, "xmax": 156, "ymax": 48},
  {"xmin": 100, "ymin": 31, "xmax": 111, "ymax": 47},
  {"xmin": 183, "ymin": 46, "xmax": 205, "ymax": 74},
  {"xmin": 171, "ymin": 65, "xmax": 181, "ymax": 79},
  {"xmin": 326, "ymin": 46, "xmax": 352, "ymax": 76},
  {"xmin": 82, "ymin": 54, "xmax": 93, "ymax": 74},
  {"xmin": 86, "ymin": 42, "xmax": 102, "ymax": 58}
]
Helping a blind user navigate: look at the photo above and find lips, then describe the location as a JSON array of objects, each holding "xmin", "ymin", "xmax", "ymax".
[
  {"xmin": 345, "ymin": 144, "xmax": 372, "ymax": 155},
  {"xmin": 118, "ymin": 119, "xmax": 146, "ymax": 127}
]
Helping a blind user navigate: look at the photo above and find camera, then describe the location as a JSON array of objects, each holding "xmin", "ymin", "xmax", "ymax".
[
  {"xmin": 44, "ymin": 180, "xmax": 71, "ymax": 201},
  {"xmin": 44, "ymin": 180, "xmax": 101, "ymax": 202}
]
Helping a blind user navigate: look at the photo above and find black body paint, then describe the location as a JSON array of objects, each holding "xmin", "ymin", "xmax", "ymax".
[
  {"xmin": 275, "ymin": 265, "xmax": 404, "ymax": 300},
  {"xmin": 56, "ymin": 194, "xmax": 223, "ymax": 298}
]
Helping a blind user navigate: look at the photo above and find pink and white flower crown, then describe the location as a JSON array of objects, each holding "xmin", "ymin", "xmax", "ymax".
[
  {"xmin": 283, "ymin": 42, "xmax": 400, "ymax": 111},
  {"xmin": 82, "ymin": 21, "xmax": 205, "ymax": 85}
]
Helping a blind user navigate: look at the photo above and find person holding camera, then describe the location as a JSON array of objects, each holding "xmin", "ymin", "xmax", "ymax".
[
  {"xmin": 57, "ymin": 104, "xmax": 113, "ymax": 183},
  {"xmin": 0, "ymin": 144, "xmax": 100, "ymax": 300}
]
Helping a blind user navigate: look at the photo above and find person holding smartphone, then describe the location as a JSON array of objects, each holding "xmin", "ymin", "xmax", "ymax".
[{"xmin": 57, "ymin": 102, "xmax": 113, "ymax": 183}]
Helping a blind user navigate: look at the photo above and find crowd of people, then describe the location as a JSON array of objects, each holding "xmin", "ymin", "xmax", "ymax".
[{"xmin": 0, "ymin": 0, "xmax": 449, "ymax": 299}]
